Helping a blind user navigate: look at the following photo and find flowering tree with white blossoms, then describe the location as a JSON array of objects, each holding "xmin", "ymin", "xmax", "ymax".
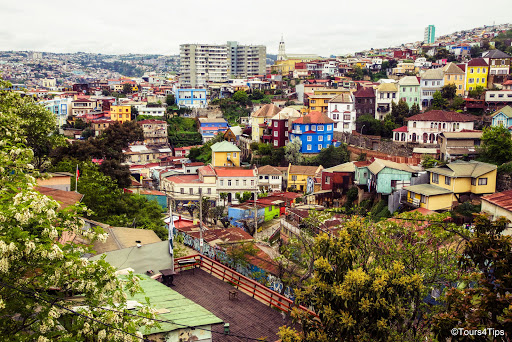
[{"xmin": 0, "ymin": 80, "xmax": 156, "ymax": 341}]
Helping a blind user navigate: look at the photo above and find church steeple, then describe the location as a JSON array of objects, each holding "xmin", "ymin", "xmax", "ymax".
[{"xmin": 277, "ymin": 35, "xmax": 286, "ymax": 61}]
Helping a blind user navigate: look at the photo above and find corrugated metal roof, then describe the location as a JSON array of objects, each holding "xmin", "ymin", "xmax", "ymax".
[
  {"xmin": 440, "ymin": 131, "xmax": 483, "ymax": 139},
  {"xmin": 405, "ymin": 184, "xmax": 453, "ymax": 196},
  {"xmin": 481, "ymin": 190, "xmax": 512, "ymax": 211},
  {"xmin": 367, "ymin": 158, "xmax": 415, "ymax": 175},
  {"xmin": 428, "ymin": 161, "xmax": 496, "ymax": 178},
  {"xmin": 211, "ymin": 141, "xmax": 241, "ymax": 152},
  {"xmin": 324, "ymin": 162, "xmax": 356, "ymax": 173},
  {"xmin": 122, "ymin": 274, "xmax": 223, "ymax": 335},
  {"xmin": 491, "ymin": 105, "xmax": 512, "ymax": 119}
]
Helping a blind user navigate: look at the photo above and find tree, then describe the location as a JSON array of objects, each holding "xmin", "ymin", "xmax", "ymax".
[
  {"xmin": 313, "ymin": 145, "xmax": 350, "ymax": 168},
  {"xmin": 0, "ymin": 87, "xmax": 155, "ymax": 340},
  {"xmin": 219, "ymin": 192, "xmax": 228, "ymax": 207},
  {"xmin": 468, "ymin": 85, "xmax": 485, "ymax": 99},
  {"xmin": 433, "ymin": 215, "xmax": 512, "ymax": 340},
  {"xmin": 432, "ymin": 90, "xmax": 447, "ymax": 109},
  {"xmin": 250, "ymin": 90, "xmax": 264, "ymax": 100},
  {"xmin": 348, "ymin": 66, "xmax": 364, "ymax": 80},
  {"xmin": 441, "ymin": 83, "xmax": 457, "ymax": 100},
  {"xmin": 470, "ymin": 45, "xmax": 482, "ymax": 58},
  {"xmin": 235, "ymin": 191, "xmax": 252, "ymax": 203},
  {"xmin": 284, "ymin": 137, "xmax": 304, "ymax": 165},
  {"xmin": 390, "ymin": 99, "xmax": 409, "ymax": 126},
  {"xmin": 232, "ymin": 90, "xmax": 249, "ymax": 104},
  {"xmin": 409, "ymin": 103, "xmax": 420, "ymax": 115},
  {"xmin": 0, "ymin": 80, "xmax": 65, "ymax": 170},
  {"xmin": 122, "ymin": 83, "xmax": 132, "ymax": 94},
  {"xmin": 165, "ymin": 94, "xmax": 175, "ymax": 106},
  {"xmin": 279, "ymin": 212, "xmax": 463, "ymax": 341},
  {"xmin": 448, "ymin": 96, "xmax": 464, "ymax": 111},
  {"xmin": 356, "ymin": 114, "xmax": 382, "ymax": 136},
  {"xmin": 479, "ymin": 125, "xmax": 512, "ymax": 165},
  {"xmin": 131, "ymin": 106, "xmax": 138, "ymax": 120}
]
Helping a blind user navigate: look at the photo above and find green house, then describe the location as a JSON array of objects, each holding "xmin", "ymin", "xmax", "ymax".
[{"xmin": 366, "ymin": 158, "xmax": 416, "ymax": 195}]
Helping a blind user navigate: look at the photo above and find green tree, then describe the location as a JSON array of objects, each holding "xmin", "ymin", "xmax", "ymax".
[
  {"xmin": 348, "ymin": 66, "xmax": 364, "ymax": 80},
  {"xmin": 441, "ymin": 83, "xmax": 457, "ymax": 100},
  {"xmin": 235, "ymin": 191, "xmax": 252, "ymax": 203},
  {"xmin": 122, "ymin": 83, "xmax": 132, "ymax": 94},
  {"xmin": 432, "ymin": 90, "xmax": 447, "ymax": 109},
  {"xmin": 356, "ymin": 114, "xmax": 382, "ymax": 136},
  {"xmin": 0, "ymin": 86, "xmax": 155, "ymax": 340},
  {"xmin": 409, "ymin": 103, "xmax": 421, "ymax": 115},
  {"xmin": 313, "ymin": 145, "xmax": 350, "ymax": 168},
  {"xmin": 478, "ymin": 125, "xmax": 512, "ymax": 165},
  {"xmin": 468, "ymin": 85, "xmax": 485, "ymax": 99},
  {"xmin": 219, "ymin": 192, "xmax": 228, "ymax": 207},
  {"xmin": 0, "ymin": 80, "xmax": 65, "ymax": 170},
  {"xmin": 250, "ymin": 89, "xmax": 264, "ymax": 100},
  {"xmin": 232, "ymin": 90, "xmax": 249, "ymax": 104},
  {"xmin": 284, "ymin": 137, "xmax": 304, "ymax": 165},
  {"xmin": 279, "ymin": 213, "xmax": 463, "ymax": 341},
  {"xmin": 165, "ymin": 94, "xmax": 175, "ymax": 106},
  {"xmin": 470, "ymin": 45, "xmax": 482, "ymax": 58},
  {"xmin": 391, "ymin": 99, "xmax": 409, "ymax": 126},
  {"xmin": 448, "ymin": 96, "xmax": 464, "ymax": 111},
  {"xmin": 433, "ymin": 215, "xmax": 512, "ymax": 339}
]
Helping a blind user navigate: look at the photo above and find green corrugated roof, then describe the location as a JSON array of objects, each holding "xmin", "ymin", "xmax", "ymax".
[
  {"xmin": 492, "ymin": 105, "xmax": 512, "ymax": 118},
  {"xmin": 428, "ymin": 161, "xmax": 496, "ymax": 178},
  {"xmin": 211, "ymin": 141, "xmax": 241, "ymax": 152},
  {"xmin": 405, "ymin": 184, "xmax": 453, "ymax": 196},
  {"xmin": 122, "ymin": 274, "xmax": 223, "ymax": 335}
]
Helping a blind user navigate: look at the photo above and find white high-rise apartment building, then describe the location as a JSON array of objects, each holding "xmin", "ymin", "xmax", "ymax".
[
  {"xmin": 424, "ymin": 25, "xmax": 435, "ymax": 44},
  {"xmin": 180, "ymin": 42, "xmax": 266, "ymax": 88}
]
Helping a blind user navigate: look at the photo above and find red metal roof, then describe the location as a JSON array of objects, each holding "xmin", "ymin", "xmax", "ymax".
[
  {"xmin": 293, "ymin": 111, "xmax": 334, "ymax": 124},
  {"xmin": 215, "ymin": 168, "xmax": 255, "ymax": 177},
  {"xmin": 393, "ymin": 126, "xmax": 408, "ymax": 132},
  {"xmin": 353, "ymin": 87, "xmax": 375, "ymax": 98},
  {"xmin": 407, "ymin": 110, "xmax": 477, "ymax": 122},
  {"xmin": 467, "ymin": 58, "xmax": 489, "ymax": 67},
  {"xmin": 481, "ymin": 190, "xmax": 512, "ymax": 211}
]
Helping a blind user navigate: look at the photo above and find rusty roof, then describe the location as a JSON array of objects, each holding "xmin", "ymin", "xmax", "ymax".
[
  {"xmin": 35, "ymin": 186, "xmax": 83, "ymax": 210},
  {"xmin": 481, "ymin": 190, "xmax": 512, "ymax": 212}
]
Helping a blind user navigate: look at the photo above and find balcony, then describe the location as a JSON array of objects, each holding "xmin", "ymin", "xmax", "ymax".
[
  {"xmin": 405, "ymin": 197, "xmax": 420, "ymax": 207},
  {"xmin": 292, "ymin": 129, "xmax": 302, "ymax": 134}
]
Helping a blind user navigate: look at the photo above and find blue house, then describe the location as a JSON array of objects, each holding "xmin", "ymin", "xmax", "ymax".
[
  {"xmin": 174, "ymin": 88, "xmax": 207, "ymax": 108},
  {"xmin": 289, "ymin": 111, "xmax": 335, "ymax": 154},
  {"xmin": 491, "ymin": 105, "xmax": 512, "ymax": 132},
  {"xmin": 228, "ymin": 204, "xmax": 265, "ymax": 229},
  {"xmin": 198, "ymin": 118, "xmax": 229, "ymax": 142}
]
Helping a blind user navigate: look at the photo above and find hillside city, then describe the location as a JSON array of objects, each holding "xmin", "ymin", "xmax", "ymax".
[{"xmin": 1, "ymin": 22, "xmax": 512, "ymax": 341}]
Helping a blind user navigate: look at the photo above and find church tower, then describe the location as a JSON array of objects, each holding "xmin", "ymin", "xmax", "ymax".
[{"xmin": 277, "ymin": 35, "xmax": 286, "ymax": 61}]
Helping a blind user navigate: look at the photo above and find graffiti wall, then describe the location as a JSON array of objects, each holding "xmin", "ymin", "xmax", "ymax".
[{"xmin": 178, "ymin": 231, "xmax": 295, "ymax": 300}]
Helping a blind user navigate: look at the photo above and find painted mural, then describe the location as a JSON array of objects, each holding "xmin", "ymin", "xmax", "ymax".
[{"xmin": 178, "ymin": 231, "xmax": 295, "ymax": 300}]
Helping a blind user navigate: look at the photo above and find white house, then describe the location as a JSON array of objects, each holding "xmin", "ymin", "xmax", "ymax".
[
  {"xmin": 327, "ymin": 92, "xmax": 356, "ymax": 133},
  {"xmin": 392, "ymin": 110, "xmax": 477, "ymax": 144},
  {"xmin": 257, "ymin": 165, "xmax": 283, "ymax": 192},
  {"xmin": 375, "ymin": 81, "xmax": 398, "ymax": 120},
  {"xmin": 215, "ymin": 167, "xmax": 258, "ymax": 204},
  {"xmin": 420, "ymin": 68, "xmax": 444, "ymax": 108}
]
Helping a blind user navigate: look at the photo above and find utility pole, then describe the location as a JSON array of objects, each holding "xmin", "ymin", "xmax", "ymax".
[
  {"xmin": 167, "ymin": 189, "xmax": 175, "ymax": 272},
  {"xmin": 254, "ymin": 191, "xmax": 258, "ymax": 236},
  {"xmin": 199, "ymin": 188, "xmax": 203, "ymax": 254}
]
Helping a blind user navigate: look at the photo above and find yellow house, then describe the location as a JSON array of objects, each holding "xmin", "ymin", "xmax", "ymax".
[
  {"xmin": 110, "ymin": 105, "xmax": 131, "ymax": 123},
  {"xmin": 251, "ymin": 104, "xmax": 281, "ymax": 142},
  {"xmin": 465, "ymin": 58, "xmax": 489, "ymax": 91},
  {"xmin": 442, "ymin": 62, "xmax": 466, "ymax": 96},
  {"xmin": 405, "ymin": 161, "xmax": 497, "ymax": 211},
  {"xmin": 271, "ymin": 59, "xmax": 300, "ymax": 75},
  {"xmin": 211, "ymin": 141, "xmax": 240, "ymax": 167},
  {"xmin": 287, "ymin": 164, "xmax": 323, "ymax": 193},
  {"xmin": 308, "ymin": 94, "xmax": 336, "ymax": 113}
]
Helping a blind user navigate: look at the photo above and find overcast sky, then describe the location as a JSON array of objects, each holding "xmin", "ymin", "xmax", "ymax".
[{"xmin": 1, "ymin": 0, "xmax": 511, "ymax": 57}]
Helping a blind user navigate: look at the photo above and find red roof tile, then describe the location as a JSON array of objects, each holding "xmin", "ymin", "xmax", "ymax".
[
  {"xmin": 35, "ymin": 186, "xmax": 83, "ymax": 210},
  {"xmin": 165, "ymin": 175, "xmax": 201, "ymax": 184},
  {"xmin": 293, "ymin": 111, "xmax": 334, "ymax": 124},
  {"xmin": 407, "ymin": 110, "xmax": 477, "ymax": 122}
]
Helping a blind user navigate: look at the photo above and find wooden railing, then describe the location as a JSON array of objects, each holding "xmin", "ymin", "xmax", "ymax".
[{"xmin": 174, "ymin": 254, "xmax": 317, "ymax": 317}]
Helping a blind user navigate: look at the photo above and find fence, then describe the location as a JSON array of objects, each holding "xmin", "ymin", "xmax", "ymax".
[{"xmin": 174, "ymin": 254, "xmax": 317, "ymax": 317}]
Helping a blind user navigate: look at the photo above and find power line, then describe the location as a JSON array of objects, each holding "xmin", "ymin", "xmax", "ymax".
[{"xmin": 0, "ymin": 280, "xmax": 267, "ymax": 341}]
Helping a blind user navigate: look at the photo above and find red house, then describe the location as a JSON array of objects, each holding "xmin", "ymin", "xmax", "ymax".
[{"xmin": 317, "ymin": 162, "xmax": 356, "ymax": 207}]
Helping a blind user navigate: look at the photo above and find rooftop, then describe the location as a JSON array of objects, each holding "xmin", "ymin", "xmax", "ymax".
[
  {"xmin": 293, "ymin": 111, "xmax": 334, "ymax": 124},
  {"xmin": 481, "ymin": 190, "xmax": 512, "ymax": 212},
  {"xmin": 407, "ymin": 110, "xmax": 477, "ymax": 122},
  {"xmin": 215, "ymin": 168, "xmax": 255, "ymax": 177},
  {"xmin": 257, "ymin": 165, "xmax": 282, "ymax": 175},
  {"xmin": 211, "ymin": 141, "xmax": 241, "ymax": 153},
  {"xmin": 428, "ymin": 160, "xmax": 497, "ymax": 178},
  {"xmin": 482, "ymin": 49, "xmax": 512, "ymax": 59},
  {"xmin": 353, "ymin": 87, "xmax": 375, "ymax": 98},
  {"xmin": 289, "ymin": 165, "xmax": 321, "ymax": 176},
  {"xmin": 467, "ymin": 58, "xmax": 489, "ymax": 67},
  {"xmin": 251, "ymin": 104, "xmax": 281, "ymax": 118},
  {"xmin": 93, "ymin": 226, "xmax": 162, "ymax": 255},
  {"xmin": 35, "ymin": 186, "xmax": 83, "ymax": 210},
  {"xmin": 405, "ymin": 184, "xmax": 453, "ymax": 196},
  {"xmin": 173, "ymin": 268, "xmax": 295, "ymax": 341},
  {"xmin": 323, "ymin": 162, "xmax": 356, "ymax": 173},
  {"xmin": 165, "ymin": 174, "xmax": 201, "ymax": 184},
  {"xmin": 491, "ymin": 105, "xmax": 512, "ymax": 118}
]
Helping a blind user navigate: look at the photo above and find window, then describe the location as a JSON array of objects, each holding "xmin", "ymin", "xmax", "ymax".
[
  {"xmin": 274, "ymin": 121, "xmax": 278, "ymax": 127},
  {"xmin": 189, "ymin": 188, "xmax": 193, "ymax": 195},
  {"xmin": 478, "ymin": 178, "xmax": 487, "ymax": 185},
  {"xmin": 285, "ymin": 131, "xmax": 288, "ymax": 137},
  {"xmin": 312, "ymin": 125, "xmax": 316, "ymax": 131},
  {"xmin": 291, "ymin": 175, "xmax": 297, "ymax": 181},
  {"xmin": 305, "ymin": 125, "xmax": 309, "ymax": 131},
  {"xmin": 327, "ymin": 135, "xmax": 331, "ymax": 141},
  {"xmin": 413, "ymin": 122, "xmax": 416, "ymax": 128},
  {"xmin": 251, "ymin": 180, "xmax": 254, "ymax": 186},
  {"xmin": 180, "ymin": 188, "xmax": 184, "ymax": 194},
  {"xmin": 228, "ymin": 179, "xmax": 231, "ymax": 186},
  {"xmin": 307, "ymin": 136, "xmax": 312, "ymax": 142},
  {"xmin": 318, "ymin": 144, "xmax": 322, "ymax": 150},
  {"xmin": 318, "ymin": 136, "xmax": 323, "ymax": 141},
  {"xmin": 432, "ymin": 173, "xmax": 439, "ymax": 184},
  {"xmin": 235, "ymin": 180, "xmax": 239, "ymax": 186},
  {"xmin": 234, "ymin": 152, "xmax": 237, "ymax": 158},
  {"xmin": 471, "ymin": 178, "xmax": 476, "ymax": 186},
  {"xmin": 274, "ymin": 140, "xmax": 278, "ymax": 146},
  {"xmin": 243, "ymin": 179, "xmax": 247, "ymax": 186},
  {"xmin": 445, "ymin": 176, "xmax": 451, "ymax": 185},
  {"xmin": 317, "ymin": 125, "xmax": 324, "ymax": 131},
  {"xmin": 325, "ymin": 176, "xmax": 330, "ymax": 184},
  {"xmin": 327, "ymin": 125, "xmax": 332, "ymax": 130},
  {"xmin": 207, "ymin": 188, "xmax": 211, "ymax": 194},
  {"xmin": 421, "ymin": 195, "xmax": 426, "ymax": 204},
  {"xmin": 482, "ymin": 78, "xmax": 485, "ymax": 84},
  {"xmin": 344, "ymin": 114, "xmax": 350, "ymax": 121},
  {"xmin": 307, "ymin": 144, "xmax": 312, "ymax": 150},
  {"xmin": 274, "ymin": 131, "xmax": 278, "ymax": 137},
  {"xmin": 469, "ymin": 78, "xmax": 474, "ymax": 84}
]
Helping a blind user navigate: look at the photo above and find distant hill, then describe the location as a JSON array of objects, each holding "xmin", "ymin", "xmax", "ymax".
[{"xmin": 266, "ymin": 54, "xmax": 277, "ymax": 64}]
